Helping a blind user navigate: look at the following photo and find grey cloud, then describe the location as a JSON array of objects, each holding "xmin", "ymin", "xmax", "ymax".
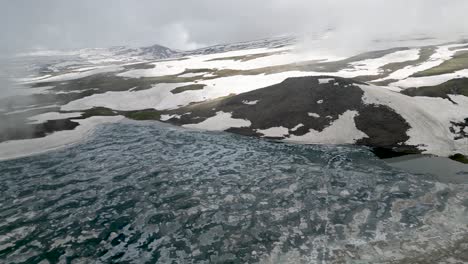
[
  {"xmin": 2, "ymin": 0, "xmax": 468, "ymax": 55},
  {"xmin": 1, "ymin": 0, "xmax": 468, "ymax": 109}
]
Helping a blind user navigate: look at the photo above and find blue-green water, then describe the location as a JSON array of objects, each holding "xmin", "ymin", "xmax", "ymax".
[{"xmin": 0, "ymin": 122, "xmax": 466, "ymax": 263}]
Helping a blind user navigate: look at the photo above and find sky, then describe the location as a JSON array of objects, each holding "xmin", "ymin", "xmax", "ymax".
[{"xmin": 2, "ymin": 0, "xmax": 468, "ymax": 55}]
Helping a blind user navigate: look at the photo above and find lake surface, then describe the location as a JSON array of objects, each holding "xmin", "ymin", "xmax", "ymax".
[{"xmin": 0, "ymin": 122, "xmax": 467, "ymax": 263}]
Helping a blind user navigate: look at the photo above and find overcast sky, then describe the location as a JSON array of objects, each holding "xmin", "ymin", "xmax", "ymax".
[{"xmin": 1, "ymin": 0, "xmax": 468, "ymax": 54}]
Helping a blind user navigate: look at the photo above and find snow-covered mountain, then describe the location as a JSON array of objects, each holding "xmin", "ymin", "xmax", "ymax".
[
  {"xmin": 2, "ymin": 36, "xmax": 468, "ymax": 161},
  {"xmin": 15, "ymin": 36, "xmax": 298, "ymax": 76},
  {"xmin": 13, "ymin": 44, "xmax": 179, "ymax": 75},
  {"xmin": 183, "ymin": 36, "xmax": 296, "ymax": 56},
  {"xmin": 77, "ymin": 44, "xmax": 177, "ymax": 62}
]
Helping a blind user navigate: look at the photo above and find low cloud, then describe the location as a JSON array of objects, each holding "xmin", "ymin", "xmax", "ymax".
[
  {"xmin": 2, "ymin": 0, "xmax": 468, "ymax": 98},
  {"xmin": 1, "ymin": 0, "xmax": 468, "ymax": 54}
]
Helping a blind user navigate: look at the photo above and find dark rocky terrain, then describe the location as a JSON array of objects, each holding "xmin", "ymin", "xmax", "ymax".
[
  {"xmin": 162, "ymin": 76, "xmax": 420, "ymax": 154},
  {"xmin": 2, "ymin": 38, "xmax": 468, "ymax": 162}
]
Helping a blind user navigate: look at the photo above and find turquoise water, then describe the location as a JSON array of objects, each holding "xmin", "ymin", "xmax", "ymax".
[{"xmin": 0, "ymin": 122, "xmax": 466, "ymax": 263}]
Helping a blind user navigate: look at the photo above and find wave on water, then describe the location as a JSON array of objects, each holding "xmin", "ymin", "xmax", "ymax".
[{"xmin": 0, "ymin": 122, "xmax": 466, "ymax": 263}]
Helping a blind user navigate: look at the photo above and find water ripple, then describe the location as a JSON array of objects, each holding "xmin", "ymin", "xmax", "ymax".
[{"xmin": 0, "ymin": 122, "xmax": 466, "ymax": 263}]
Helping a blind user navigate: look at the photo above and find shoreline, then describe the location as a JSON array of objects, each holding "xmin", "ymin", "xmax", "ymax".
[
  {"xmin": 1, "ymin": 118, "xmax": 466, "ymax": 170},
  {"xmin": 0, "ymin": 116, "xmax": 123, "ymax": 161}
]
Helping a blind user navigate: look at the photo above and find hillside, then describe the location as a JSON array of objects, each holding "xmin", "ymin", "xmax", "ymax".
[{"xmin": 1, "ymin": 36, "xmax": 468, "ymax": 160}]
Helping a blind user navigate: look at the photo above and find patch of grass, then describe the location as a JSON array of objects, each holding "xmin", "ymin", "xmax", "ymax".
[
  {"xmin": 449, "ymin": 153, "xmax": 468, "ymax": 164},
  {"xmin": 18, "ymin": 73, "xmax": 205, "ymax": 110},
  {"xmin": 79, "ymin": 107, "xmax": 118, "ymax": 119},
  {"xmin": 207, "ymin": 51, "xmax": 288, "ymax": 62},
  {"xmin": 381, "ymin": 47, "xmax": 436, "ymax": 73},
  {"xmin": 411, "ymin": 50, "xmax": 468, "ymax": 77},
  {"xmin": 449, "ymin": 44, "xmax": 468, "ymax": 51},
  {"xmin": 364, "ymin": 47, "xmax": 437, "ymax": 84},
  {"xmin": 124, "ymin": 109, "xmax": 161, "ymax": 120},
  {"xmin": 178, "ymin": 68, "xmax": 213, "ymax": 75},
  {"xmin": 171, "ymin": 84, "xmax": 206, "ymax": 94},
  {"xmin": 33, "ymin": 73, "xmax": 202, "ymax": 94},
  {"xmin": 172, "ymin": 57, "xmax": 190, "ymax": 61},
  {"xmin": 182, "ymin": 48, "xmax": 413, "ymax": 81},
  {"xmin": 401, "ymin": 78, "xmax": 468, "ymax": 100},
  {"xmin": 205, "ymin": 47, "xmax": 440, "ymax": 82},
  {"xmin": 123, "ymin": 63, "xmax": 155, "ymax": 70},
  {"xmin": 74, "ymin": 106, "xmax": 164, "ymax": 121},
  {"xmin": 28, "ymin": 47, "xmax": 427, "ymax": 104},
  {"xmin": 18, "ymin": 46, "xmax": 447, "ymax": 113}
]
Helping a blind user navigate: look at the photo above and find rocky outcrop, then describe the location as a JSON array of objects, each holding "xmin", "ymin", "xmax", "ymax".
[{"xmin": 161, "ymin": 76, "xmax": 422, "ymax": 154}]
